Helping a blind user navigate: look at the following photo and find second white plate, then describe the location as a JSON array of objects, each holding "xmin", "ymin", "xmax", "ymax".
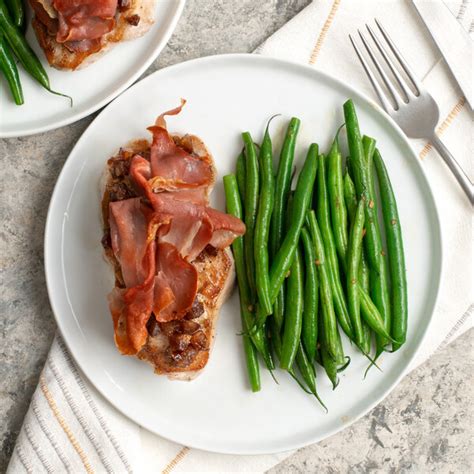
[
  {"xmin": 45, "ymin": 54, "xmax": 442, "ymax": 454},
  {"xmin": 0, "ymin": 0, "xmax": 185, "ymax": 137}
]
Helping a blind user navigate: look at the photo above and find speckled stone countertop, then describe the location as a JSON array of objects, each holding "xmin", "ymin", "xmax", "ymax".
[{"xmin": 1, "ymin": 1, "xmax": 472, "ymax": 471}]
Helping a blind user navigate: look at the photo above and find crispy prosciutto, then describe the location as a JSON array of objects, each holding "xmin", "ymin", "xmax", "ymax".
[
  {"xmin": 54, "ymin": 0, "xmax": 118, "ymax": 43},
  {"xmin": 104, "ymin": 103, "xmax": 245, "ymax": 355},
  {"xmin": 107, "ymin": 198, "xmax": 157, "ymax": 353},
  {"xmin": 153, "ymin": 243, "xmax": 198, "ymax": 322}
]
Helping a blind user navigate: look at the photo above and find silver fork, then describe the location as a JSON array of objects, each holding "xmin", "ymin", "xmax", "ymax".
[{"xmin": 350, "ymin": 19, "xmax": 473, "ymax": 205}]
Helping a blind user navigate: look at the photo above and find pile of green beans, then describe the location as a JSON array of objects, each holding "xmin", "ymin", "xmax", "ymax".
[
  {"xmin": 224, "ymin": 100, "xmax": 407, "ymax": 404},
  {"xmin": 0, "ymin": 0, "xmax": 71, "ymax": 105}
]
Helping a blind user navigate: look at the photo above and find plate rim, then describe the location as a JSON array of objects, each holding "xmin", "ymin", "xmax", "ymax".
[
  {"xmin": 44, "ymin": 52, "xmax": 444, "ymax": 455},
  {"xmin": 0, "ymin": 0, "xmax": 187, "ymax": 139}
]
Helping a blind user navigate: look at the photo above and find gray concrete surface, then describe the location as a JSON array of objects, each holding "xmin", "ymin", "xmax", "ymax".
[
  {"xmin": 269, "ymin": 331, "xmax": 473, "ymax": 474},
  {"xmin": 0, "ymin": 0, "xmax": 472, "ymax": 472}
]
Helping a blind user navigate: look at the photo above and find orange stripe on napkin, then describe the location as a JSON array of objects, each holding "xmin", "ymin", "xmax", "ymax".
[
  {"xmin": 309, "ymin": 0, "xmax": 341, "ymax": 65},
  {"xmin": 40, "ymin": 377, "xmax": 94, "ymax": 474},
  {"xmin": 419, "ymin": 97, "xmax": 466, "ymax": 159},
  {"xmin": 162, "ymin": 446, "xmax": 190, "ymax": 474}
]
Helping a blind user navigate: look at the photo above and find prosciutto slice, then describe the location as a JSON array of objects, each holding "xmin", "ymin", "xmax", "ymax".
[
  {"xmin": 151, "ymin": 193, "xmax": 245, "ymax": 261},
  {"xmin": 108, "ymin": 198, "xmax": 157, "ymax": 353},
  {"xmin": 153, "ymin": 243, "xmax": 198, "ymax": 322},
  {"xmin": 53, "ymin": 0, "xmax": 118, "ymax": 42},
  {"xmin": 130, "ymin": 155, "xmax": 245, "ymax": 260},
  {"xmin": 148, "ymin": 126, "xmax": 215, "ymax": 198}
]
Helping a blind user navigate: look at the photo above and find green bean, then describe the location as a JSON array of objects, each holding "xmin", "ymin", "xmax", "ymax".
[
  {"xmin": 0, "ymin": 1, "xmax": 72, "ymax": 103},
  {"xmin": 306, "ymin": 210, "xmax": 345, "ymax": 365},
  {"xmin": 359, "ymin": 287, "xmax": 396, "ymax": 341},
  {"xmin": 270, "ymin": 117, "xmax": 300, "ymax": 257},
  {"xmin": 295, "ymin": 344, "xmax": 326, "ymax": 409},
  {"xmin": 300, "ymin": 227, "xmax": 318, "ymax": 360},
  {"xmin": 241, "ymin": 313, "xmax": 261, "ymax": 392},
  {"xmin": 345, "ymin": 173, "xmax": 372, "ymax": 354},
  {"xmin": 328, "ymin": 138, "xmax": 348, "ymax": 269},
  {"xmin": 270, "ymin": 144, "xmax": 317, "ymax": 289},
  {"xmin": 223, "ymin": 174, "xmax": 274, "ymax": 372},
  {"xmin": 0, "ymin": 32, "xmax": 23, "ymax": 105},
  {"xmin": 315, "ymin": 153, "xmax": 353, "ymax": 339},
  {"xmin": 363, "ymin": 136, "xmax": 377, "ymax": 202},
  {"xmin": 254, "ymin": 121, "xmax": 276, "ymax": 316},
  {"xmin": 358, "ymin": 250, "xmax": 370, "ymax": 294},
  {"xmin": 270, "ymin": 284, "xmax": 309, "ymax": 392},
  {"xmin": 347, "ymin": 200, "xmax": 365, "ymax": 349},
  {"xmin": 320, "ymin": 343, "xmax": 339, "ymax": 390},
  {"xmin": 344, "ymin": 173, "xmax": 371, "ymax": 298},
  {"xmin": 256, "ymin": 143, "xmax": 318, "ymax": 328},
  {"xmin": 362, "ymin": 135, "xmax": 376, "ymax": 163},
  {"xmin": 268, "ymin": 267, "xmax": 314, "ymax": 399},
  {"xmin": 360, "ymin": 135, "xmax": 386, "ymax": 360},
  {"xmin": 280, "ymin": 247, "xmax": 304, "ymax": 370},
  {"xmin": 319, "ymin": 312, "xmax": 339, "ymax": 390},
  {"xmin": 368, "ymin": 199, "xmax": 391, "ymax": 352},
  {"xmin": 374, "ymin": 149, "xmax": 408, "ymax": 351},
  {"xmin": 273, "ymin": 289, "xmax": 285, "ymax": 330},
  {"xmin": 359, "ymin": 264, "xmax": 372, "ymax": 354},
  {"xmin": 344, "ymin": 173, "xmax": 357, "ymax": 221},
  {"xmin": 5, "ymin": 0, "xmax": 23, "ymax": 29},
  {"xmin": 344, "ymin": 99, "xmax": 391, "ymax": 356},
  {"xmin": 269, "ymin": 318, "xmax": 312, "ymax": 394},
  {"xmin": 271, "ymin": 198, "xmax": 312, "ymax": 390},
  {"xmin": 236, "ymin": 151, "xmax": 246, "ymax": 205},
  {"xmin": 242, "ymin": 133, "xmax": 259, "ymax": 303},
  {"xmin": 318, "ymin": 313, "xmax": 349, "ymax": 389},
  {"xmin": 224, "ymin": 175, "xmax": 262, "ymax": 391}
]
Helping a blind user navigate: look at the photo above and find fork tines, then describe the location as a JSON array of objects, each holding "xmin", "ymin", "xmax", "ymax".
[{"xmin": 349, "ymin": 19, "xmax": 421, "ymax": 112}]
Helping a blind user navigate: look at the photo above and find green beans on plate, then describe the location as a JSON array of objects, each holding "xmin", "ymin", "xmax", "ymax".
[{"xmin": 227, "ymin": 102, "xmax": 407, "ymax": 401}]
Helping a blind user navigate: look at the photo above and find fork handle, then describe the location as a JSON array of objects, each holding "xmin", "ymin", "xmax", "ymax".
[{"xmin": 431, "ymin": 134, "xmax": 474, "ymax": 205}]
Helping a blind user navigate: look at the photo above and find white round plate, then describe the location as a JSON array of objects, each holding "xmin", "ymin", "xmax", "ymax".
[
  {"xmin": 0, "ymin": 0, "xmax": 185, "ymax": 138},
  {"xmin": 45, "ymin": 54, "xmax": 442, "ymax": 455}
]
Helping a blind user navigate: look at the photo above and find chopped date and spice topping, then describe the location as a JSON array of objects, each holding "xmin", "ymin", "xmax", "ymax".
[
  {"xmin": 126, "ymin": 14, "xmax": 140, "ymax": 26},
  {"xmin": 184, "ymin": 299, "xmax": 205, "ymax": 320},
  {"xmin": 146, "ymin": 302, "xmax": 209, "ymax": 359}
]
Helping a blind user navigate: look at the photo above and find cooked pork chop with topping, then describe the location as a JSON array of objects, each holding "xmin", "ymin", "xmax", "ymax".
[
  {"xmin": 30, "ymin": 0, "xmax": 156, "ymax": 70},
  {"xmin": 101, "ymin": 101, "xmax": 245, "ymax": 380}
]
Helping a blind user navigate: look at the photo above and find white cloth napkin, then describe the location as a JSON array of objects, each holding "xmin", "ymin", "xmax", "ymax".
[{"xmin": 8, "ymin": 1, "xmax": 473, "ymax": 472}]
